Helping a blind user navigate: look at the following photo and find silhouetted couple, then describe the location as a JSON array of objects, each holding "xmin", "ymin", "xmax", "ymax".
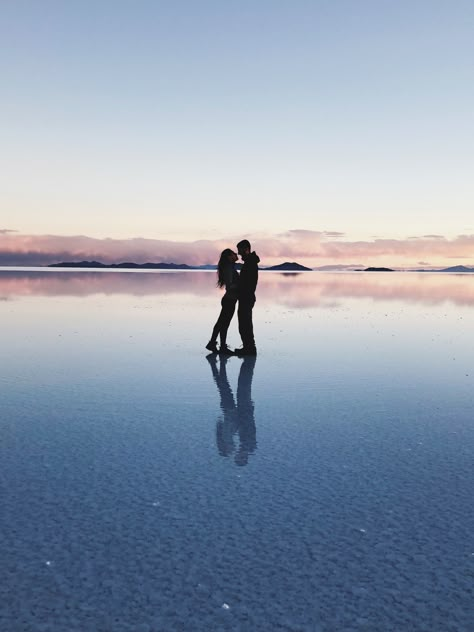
[{"xmin": 206, "ymin": 239, "xmax": 259, "ymax": 356}]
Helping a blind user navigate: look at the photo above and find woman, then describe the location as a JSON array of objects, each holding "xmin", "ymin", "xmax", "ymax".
[{"xmin": 206, "ymin": 249, "xmax": 239, "ymax": 354}]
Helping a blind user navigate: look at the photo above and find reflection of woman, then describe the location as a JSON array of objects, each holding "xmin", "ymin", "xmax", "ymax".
[
  {"xmin": 206, "ymin": 354, "xmax": 257, "ymax": 466},
  {"xmin": 206, "ymin": 249, "xmax": 239, "ymax": 354}
]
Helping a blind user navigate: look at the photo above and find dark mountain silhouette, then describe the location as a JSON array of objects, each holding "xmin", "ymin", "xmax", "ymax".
[
  {"xmin": 263, "ymin": 262, "xmax": 312, "ymax": 271},
  {"xmin": 366, "ymin": 267, "xmax": 394, "ymax": 272},
  {"xmin": 44, "ymin": 261, "xmax": 474, "ymax": 273},
  {"xmin": 354, "ymin": 267, "xmax": 395, "ymax": 272},
  {"xmin": 413, "ymin": 265, "xmax": 474, "ymax": 273},
  {"xmin": 438, "ymin": 265, "xmax": 474, "ymax": 273},
  {"xmin": 48, "ymin": 260, "xmax": 313, "ymax": 271},
  {"xmin": 49, "ymin": 261, "xmax": 195, "ymax": 270}
]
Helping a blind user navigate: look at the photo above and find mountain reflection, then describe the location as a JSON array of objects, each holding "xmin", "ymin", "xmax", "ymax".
[
  {"xmin": 1, "ymin": 269, "xmax": 474, "ymax": 307},
  {"xmin": 206, "ymin": 354, "xmax": 257, "ymax": 467}
]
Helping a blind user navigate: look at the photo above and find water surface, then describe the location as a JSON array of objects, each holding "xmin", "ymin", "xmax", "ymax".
[{"xmin": 1, "ymin": 270, "xmax": 473, "ymax": 631}]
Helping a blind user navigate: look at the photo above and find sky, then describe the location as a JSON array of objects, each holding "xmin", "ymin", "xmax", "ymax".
[{"xmin": 1, "ymin": 0, "xmax": 473, "ymax": 267}]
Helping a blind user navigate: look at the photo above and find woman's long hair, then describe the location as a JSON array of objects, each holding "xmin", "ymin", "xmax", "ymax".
[{"xmin": 217, "ymin": 249, "xmax": 234, "ymax": 288}]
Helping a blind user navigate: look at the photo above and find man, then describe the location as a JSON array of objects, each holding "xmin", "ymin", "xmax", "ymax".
[{"xmin": 235, "ymin": 239, "xmax": 260, "ymax": 355}]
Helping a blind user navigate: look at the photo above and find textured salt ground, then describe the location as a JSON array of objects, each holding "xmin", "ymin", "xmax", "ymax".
[
  {"xmin": 2, "ymin": 363, "xmax": 473, "ymax": 632},
  {"xmin": 1, "ymin": 273, "xmax": 474, "ymax": 631}
]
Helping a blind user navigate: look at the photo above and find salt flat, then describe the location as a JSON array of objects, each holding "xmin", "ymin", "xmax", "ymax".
[{"xmin": 1, "ymin": 270, "xmax": 473, "ymax": 631}]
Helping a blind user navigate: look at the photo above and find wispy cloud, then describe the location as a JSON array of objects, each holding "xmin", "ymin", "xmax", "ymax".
[
  {"xmin": 323, "ymin": 231, "xmax": 346, "ymax": 238},
  {"xmin": 0, "ymin": 231, "xmax": 473, "ymax": 267}
]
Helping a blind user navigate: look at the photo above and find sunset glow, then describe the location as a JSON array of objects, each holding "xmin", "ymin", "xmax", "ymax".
[{"xmin": 1, "ymin": 230, "xmax": 473, "ymax": 269}]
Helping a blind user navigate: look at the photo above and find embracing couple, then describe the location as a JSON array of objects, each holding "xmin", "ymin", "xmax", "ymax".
[{"xmin": 206, "ymin": 239, "xmax": 260, "ymax": 356}]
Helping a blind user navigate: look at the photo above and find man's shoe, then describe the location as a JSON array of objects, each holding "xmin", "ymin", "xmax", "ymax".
[
  {"xmin": 234, "ymin": 347, "xmax": 257, "ymax": 356},
  {"xmin": 205, "ymin": 341, "xmax": 218, "ymax": 353},
  {"xmin": 219, "ymin": 345, "xmax": 235, "ymax": 355}
]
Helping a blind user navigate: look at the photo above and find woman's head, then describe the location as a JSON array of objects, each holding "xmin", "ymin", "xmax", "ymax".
[
  {"xmin": 219, "ymin": 248, "xmax": 238, "ymax": 263},
  {"xmin": 217, "ymin": 249, "xmax": 237, "ymax": 287}
]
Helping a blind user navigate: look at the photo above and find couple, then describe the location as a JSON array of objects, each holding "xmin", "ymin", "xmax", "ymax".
[{"xmin": 206, "ymin": 239, "xmax": 260, "ymax": 356}]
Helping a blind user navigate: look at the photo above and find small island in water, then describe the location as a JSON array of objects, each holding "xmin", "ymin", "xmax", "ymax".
[
  {"xmin": 354, "ymin": 267, "xmax": 395, "ymax": 272},
  {"xmin": 263, "ymin": 262, "xmax": 313, "ymax": 271}
]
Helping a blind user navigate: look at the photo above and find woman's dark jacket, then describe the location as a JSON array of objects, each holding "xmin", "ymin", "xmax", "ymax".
[{"xmin": 222, "ymin": 264, "xmax": 239, "ymax": 301}]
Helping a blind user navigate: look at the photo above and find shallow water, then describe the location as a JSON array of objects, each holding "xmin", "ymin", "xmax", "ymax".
[{"xmin": 1, "ymin": 270, "xmax": 473, "ymax": 631}]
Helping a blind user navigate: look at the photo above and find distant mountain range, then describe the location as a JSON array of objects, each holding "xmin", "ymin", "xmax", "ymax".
[
  {"xmin": 355, "ymin": 265, "xmax": 474, "ymax": 273},
  {"xmin": 49, "ymin": 261, "xmax": 204, "ymax": 270},
  {"xmin": 416, "ymin": 265, "xmax": 474, "ymax": 273},
  {"xmin": 48, "ymin": 260, "xmax": 314, "ymax": 271},
  {"xmin": 47, "ymin": 261, "xmax": 474, "ymax": 273}
]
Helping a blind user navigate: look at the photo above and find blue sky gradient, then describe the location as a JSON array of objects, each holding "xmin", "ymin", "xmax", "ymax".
[{"xmin": 1, "ymin": 1, "xmax": 473, "ymax": 263}]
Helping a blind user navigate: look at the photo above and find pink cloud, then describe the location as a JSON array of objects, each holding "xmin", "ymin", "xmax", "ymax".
[{"xmin": 0, "ymin": 231, "xmax": 473, "ymax": 267}]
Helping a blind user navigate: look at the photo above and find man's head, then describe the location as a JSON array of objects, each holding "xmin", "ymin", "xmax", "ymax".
[{"xmin": 237, "ymin": 239, "xmax": 251, "ymax": 259}]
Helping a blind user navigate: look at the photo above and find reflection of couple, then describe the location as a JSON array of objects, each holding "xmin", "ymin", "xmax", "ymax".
[
  {"xmin": 205, "ymin": 239, "xmax": 260, "ymax": 356},
  {"xmin": 206, "ymin": 353, "xmax": 257, "ymax": 466}
]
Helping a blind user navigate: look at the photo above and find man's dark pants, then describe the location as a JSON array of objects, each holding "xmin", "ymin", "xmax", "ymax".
[{"xmin": 238, "ymin": 298, "xmax": 256, "ymax": 350}]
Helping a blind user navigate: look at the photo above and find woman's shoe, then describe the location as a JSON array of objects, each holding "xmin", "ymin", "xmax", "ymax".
[{"xmin": 205, "ymin": 340, "xmax": 218, "ymax": 353}]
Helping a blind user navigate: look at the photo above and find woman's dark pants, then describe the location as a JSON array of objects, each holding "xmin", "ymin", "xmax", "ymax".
[{"xmin": 211, "ymin": 296, "xmax": 236, "ymax": 346}]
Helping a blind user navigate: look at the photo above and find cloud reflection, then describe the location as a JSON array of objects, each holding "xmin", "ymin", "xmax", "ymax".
[{"xmin": 0, "ymin": 270, "xmax": 474, "ymax": 307}]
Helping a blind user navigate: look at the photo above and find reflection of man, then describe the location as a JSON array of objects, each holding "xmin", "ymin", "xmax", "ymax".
[
  {"xmin": 206, "ymin": 354, "xmax": 257, "ymax": 466},
  {"xmin": 235, "ymin": 239, "xmax": 259, "ymax": 356}
]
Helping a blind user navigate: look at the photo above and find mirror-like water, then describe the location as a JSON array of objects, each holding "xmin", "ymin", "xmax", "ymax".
[{"xmin": 1, "ymin": 270, "xmax": 473, "ymax": 631}]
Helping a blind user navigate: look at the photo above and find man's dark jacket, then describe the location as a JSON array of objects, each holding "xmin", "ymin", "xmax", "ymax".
[{"xmin": 238, "ymin": 252, "xmax": 260, "ymax": 301}]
